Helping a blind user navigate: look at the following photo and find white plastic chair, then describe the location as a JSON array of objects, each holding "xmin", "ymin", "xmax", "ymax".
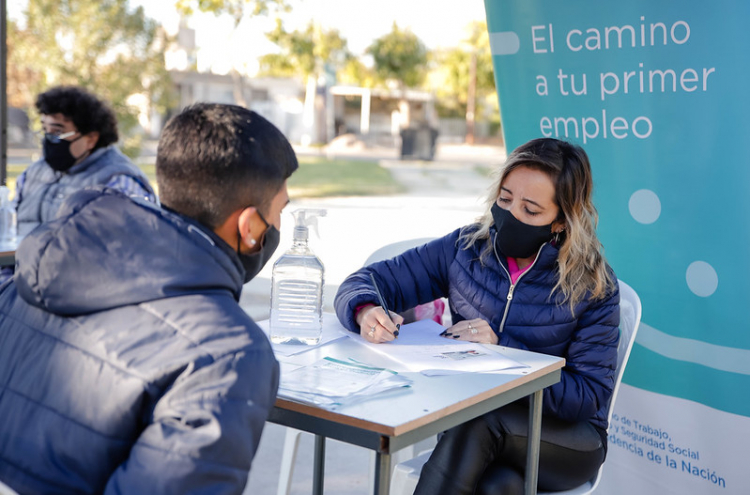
[
  {"xmin": 275, "ymin": 238, "xmax": 437, "ymax": 495},
  {"xmin": 363, "ymin": 238, "xmax": 435, "ymax": 266},
  {"xmin": 389, "ymin": 279, "xmax": 642, "ymax": 495},
  {"xmin": 0, "ymin": 480, "xmax": 19, "ymax": 495}
]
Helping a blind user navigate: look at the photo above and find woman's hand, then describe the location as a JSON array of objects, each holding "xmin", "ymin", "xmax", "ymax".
[
  {"xmin": 357, "ymin": 305, "xmax": 404, "ymax": 343},
  {"xmin": 441, "ymin": 318, "xmax": 498, "ymax": 345}
]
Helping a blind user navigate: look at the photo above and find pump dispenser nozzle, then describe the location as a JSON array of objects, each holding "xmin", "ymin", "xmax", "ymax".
[{"xmin": 291, "ymin": 208, "xmax": 327, "ymax": 241}]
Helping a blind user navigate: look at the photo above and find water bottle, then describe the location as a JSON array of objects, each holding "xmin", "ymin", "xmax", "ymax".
[
  {"xmin": 270, "ymin": 208, "xmax": 327, "ymax": 345},
  {"xmin": 0, "ymin": 186, "xmax": 17, "ymax": 246}
]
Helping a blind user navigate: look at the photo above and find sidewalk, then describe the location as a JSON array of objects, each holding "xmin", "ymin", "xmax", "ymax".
[{"xmin": 241, "ymin": 143, "xmax": 505, "ymax": 494}]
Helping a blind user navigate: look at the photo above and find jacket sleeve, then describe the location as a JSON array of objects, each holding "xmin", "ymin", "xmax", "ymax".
[
  {"xmin": 104, "ymin": 345, "xmax": 280, "ymax": 495},
  {"xmin": 541, "ymin": 285, "xmax": 620, "ymax": 423},
  {"xmin": 334, "ymin": 231, "xmax": 459, "ymax": 333}
]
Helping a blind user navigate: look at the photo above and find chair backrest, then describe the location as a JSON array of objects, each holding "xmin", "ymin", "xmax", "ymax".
[
  {"xmin": 608, "ymin": 279, "xmax": 642, "ymax": 424},
  {"xmin": 0, "ymin": 480, "xmax": 19, "ymax": 495},
  {"xmin": 364, "ymin": 238, "xmax": 435, "ymax": 265},
  {"xmin": 538, "ymin": 280, "xmax": 642, "ymax": 495}
]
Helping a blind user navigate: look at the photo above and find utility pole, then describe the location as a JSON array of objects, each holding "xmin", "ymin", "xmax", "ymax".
[
  {"xmin": 465, "ymin": 50, "xmax": 477, "ymax": 145},
  {"xmin": 1, "ymin": 0, "xmax": 7, "ymax": 185}
]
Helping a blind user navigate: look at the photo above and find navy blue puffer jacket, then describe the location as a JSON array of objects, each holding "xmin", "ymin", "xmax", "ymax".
[
  {"xmin": 334, "ymin": 226, "xmax": 619, "ymax": 430},
  {"xmin": 0, "ymin": 188, "xmax": 279, "ymax": 494}
]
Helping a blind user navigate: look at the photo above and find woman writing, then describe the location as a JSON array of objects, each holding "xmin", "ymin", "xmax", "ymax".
[{"xmin": 334, "ymin": 138, "xmax": 620, "ymax": 494}]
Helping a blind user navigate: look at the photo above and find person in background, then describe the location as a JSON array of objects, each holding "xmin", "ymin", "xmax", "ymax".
[
  {"xmin": 14, "ymin": 85, "xmax": 155, "ymax": 237},
  {"xmin": 0, "ymin": 103, "xmax": 296, "ymax": 494},
  {"xmin": 335, "ymin": 138, "xmax": 620, "ymax": 494}
]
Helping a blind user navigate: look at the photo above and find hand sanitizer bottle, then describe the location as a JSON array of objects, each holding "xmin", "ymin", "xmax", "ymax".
[
  {"xmin": 270, "ymin": 208, "xmax": 327, "ymax": 345},
  {"xmin": 0, "ymin": 186, "xmax": 17, "ymax": 246}
]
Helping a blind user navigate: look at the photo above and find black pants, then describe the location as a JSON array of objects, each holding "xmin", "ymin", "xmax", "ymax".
[{"xmin": 413, "ymin": 402, "xmax": 606, "ymax": 495}]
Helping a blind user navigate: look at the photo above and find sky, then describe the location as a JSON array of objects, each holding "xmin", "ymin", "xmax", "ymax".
[
  {"xmin": 8, "ymin": 0, "xmax": 488, "ymax": 75},
  {"xmin": 130, "ymin": 0, "xmax": 488, "ymax": 50}
]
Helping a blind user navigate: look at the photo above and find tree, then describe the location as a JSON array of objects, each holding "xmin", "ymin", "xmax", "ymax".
[
  {"xmin": 258, "ymin": 19, "xmax": 349, "ymax": 143},
  {"xmin": 175, "ymin": 0, "xmax": 290, "ymax": 107},
  {"xmin": 259, "ymin": 19, "xmax": 348, "ymax": 78},
  {"xmin": 430, "ymin": 21, "xmax": 498, "ymax": 143},
  {"xmin": 367, "ymin": 22, "xmax": 428, "ymax": 89},
  {"xmin": 366, "ymin": 22, "xmax": 429, "ymax": 127},
  {"xmin": 7, "ymin": 0, "xmax": 173, "ymax": 156},
  {"xmin": 337, "ymin": 56, "xmax": 376, "ymax": 88}
]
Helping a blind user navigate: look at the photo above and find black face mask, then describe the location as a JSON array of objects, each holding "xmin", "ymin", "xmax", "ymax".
[
  {"xmin": 237, "ymin": 211, "xmax": 280, "ymax": 284},
  {"xmin": 491, "ymin": 203, "xmax": 555, "ymax": 259},
  {"xmin": 43, "ymin": 133, "xmax": 86, "ymax": 172}
]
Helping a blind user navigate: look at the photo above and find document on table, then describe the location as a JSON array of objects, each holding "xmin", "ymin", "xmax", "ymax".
[
  {"xmin": 349, "ymin": 319, "xmax": 530, "ymax": 375},
  {"xmin": 278, "ymin": 357, "xmax": 412, "ymax": 408}
]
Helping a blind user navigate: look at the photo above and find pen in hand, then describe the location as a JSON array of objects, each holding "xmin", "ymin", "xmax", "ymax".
[{"xmin": 369, "ymin": 272, "xmax": 401, "ymax": 338}]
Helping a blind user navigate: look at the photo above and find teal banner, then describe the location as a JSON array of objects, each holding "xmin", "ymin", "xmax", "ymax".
[{"xmin": 485, "ymin": 1, "xmax": 750, "ymax": 492}]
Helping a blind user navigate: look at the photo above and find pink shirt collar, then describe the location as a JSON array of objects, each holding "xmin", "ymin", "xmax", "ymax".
[{"xmin": 507, "ymin": 256, "xmax": 534, "ymax": 284}]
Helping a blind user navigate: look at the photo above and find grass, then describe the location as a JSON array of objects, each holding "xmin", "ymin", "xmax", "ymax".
[
  {"xmin": 288, "ymin": 156, "xmax": 406, "ymax": 198},
  {"xmin": 4, "ymin": 155, "xmax": 405, "ymax": 200}
]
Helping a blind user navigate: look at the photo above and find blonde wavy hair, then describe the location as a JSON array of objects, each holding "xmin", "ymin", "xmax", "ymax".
[{"xmin": 460, "ymin": 138, "xmax": 615, "ymax": 310}]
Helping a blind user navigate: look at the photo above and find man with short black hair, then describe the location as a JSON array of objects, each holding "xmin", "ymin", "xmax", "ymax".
[
  {"xmin": 0, "ymin": 103, "xmax": 296, "ymax": 494},
  {"xmin": 14, "ymin": 85, "xmax": 155, "ymax": 237}
]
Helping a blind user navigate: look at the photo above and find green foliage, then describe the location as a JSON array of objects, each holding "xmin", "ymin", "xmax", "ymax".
[
  {"xmin": 366, "ymin": 22, "xmax": 429, "ymax": 89},
  {"xmin": 175, "ymin": 0, "xmax": 291, "ymax": 107},
  {"xmin": 338, "ymin": 55, "xmax": 377, "ymax": 88},
  {"xmin": 256, "ymin": 53, "xmax": 297, "ymax": 78},
  {"xmin": 430, "ymin": 21, "xmax": 498, "ymax": 122},
  {"xmin": 258, "ymin": 19, "xmax": 349, "ymax": 78},
  {"xmin": 175, "ymin": 0, "xmax": 290, "ymax": 26},
  {"xmin": 7, "ymin": 0, "xmax": 174, "ymax": 149}
]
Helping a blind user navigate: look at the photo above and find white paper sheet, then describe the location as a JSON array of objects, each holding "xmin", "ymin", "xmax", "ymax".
[
  {"xmin": 349, "ymin": 319, "xmax": 529, "ymax": 375},
  {"xmin": 278, "ymin": 357, "xmax": 412, "ymax": 408}
]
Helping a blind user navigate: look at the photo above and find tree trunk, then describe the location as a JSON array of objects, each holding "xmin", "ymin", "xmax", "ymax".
[
  {"xmin": 230, "ymin": 15, "xmax": 247, "ymax": 108},
  {"xmin": 301, "ymin": 74, "xmax": 317, "ymax": 146},
  {"xmin": 399, "ymin": 82, "xmax": 411, "ymax": 129},
  {"xmin": 231, "ymin": 68, "xmax": 247, "ymax": 108},
  {"xmin": 465, "ymin": 51, "xmax": 477, "ymax": 145}
]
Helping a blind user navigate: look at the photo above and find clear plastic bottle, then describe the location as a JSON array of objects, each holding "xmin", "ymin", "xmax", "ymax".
[
  {"xmin": 270, "ymin": 209, "xmax": 327, "ymax": 345},
  {"xmin": 0, "ymin": 186, "xmax": 17, "ymax": 246}
]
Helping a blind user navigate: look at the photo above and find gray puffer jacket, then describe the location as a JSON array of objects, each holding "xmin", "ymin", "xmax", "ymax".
[{"xmin": 16, "ymin": 146, "xmax": 154, "ymax": 237}]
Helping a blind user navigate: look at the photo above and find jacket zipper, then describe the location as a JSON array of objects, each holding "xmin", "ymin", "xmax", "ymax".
[{"xmin": 492, "ymin": 234, "xmax": 546, "ymax": 333}]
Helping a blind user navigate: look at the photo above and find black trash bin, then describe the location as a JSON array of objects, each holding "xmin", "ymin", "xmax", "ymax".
[{"xmin": 400, "ymin": 125, "xmax": 438, "ymax": 161}]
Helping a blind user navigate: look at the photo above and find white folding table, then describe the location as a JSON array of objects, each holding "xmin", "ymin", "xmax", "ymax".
[{"xmin": 265, "ymin": 318, "xmax": 564, "ymax": 495}]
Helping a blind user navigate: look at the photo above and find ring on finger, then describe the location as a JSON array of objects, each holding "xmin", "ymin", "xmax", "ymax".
[
  {"xmin": 469, "ymin": 323, "xmax": 478, "ymax": 335},
  {"xmin": 369, "ymin": 325, "xmax": 376, "ymax": 337}
]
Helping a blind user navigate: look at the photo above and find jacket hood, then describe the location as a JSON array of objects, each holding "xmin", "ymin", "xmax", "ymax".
[{"xmin": 15, "ymin": 187, "xmax": 245, "ymax": 316}]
